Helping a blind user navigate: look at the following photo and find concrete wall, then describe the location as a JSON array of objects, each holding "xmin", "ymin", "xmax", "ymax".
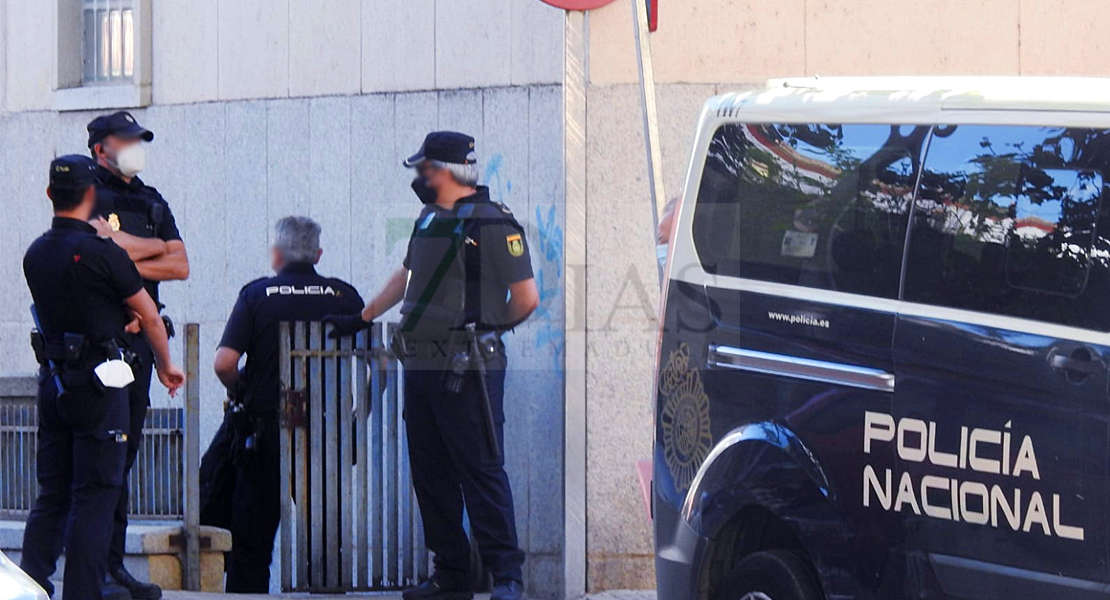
[
  {"xmin": 578, "ymin": 0, "xmax": 1110, "ymax": 591},
  {"xmin": 583, "ymin": 82, "xmax": 730, "ymax": 591},
  {"xmin": 0, "ymin": 0, "xmax": 564, "ymax": 111}
]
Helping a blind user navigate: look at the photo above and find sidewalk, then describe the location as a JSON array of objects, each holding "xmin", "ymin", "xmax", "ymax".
[
  {"xmin": 163, "ymin": 591, "xmax": 658, "ymax": 600},
  {"xmin": 164, "ymin": 593, "xmax": 401, "ymax": 600}
]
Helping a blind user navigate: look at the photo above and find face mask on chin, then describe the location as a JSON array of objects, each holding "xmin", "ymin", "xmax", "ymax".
[
  {"xmin": 411, "ymin": 176, "xmax": 438, "ymax": 205},
  {"xmin": 106, "ymin": 143, "xmax": 145, "ymax": 177}
]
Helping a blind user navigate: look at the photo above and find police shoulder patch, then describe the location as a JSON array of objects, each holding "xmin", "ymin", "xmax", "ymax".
[{"xmin": 506, "ymin": 233, "xmax": 524, "ymax": 257}]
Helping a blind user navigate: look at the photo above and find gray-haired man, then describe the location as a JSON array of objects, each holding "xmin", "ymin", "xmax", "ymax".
[{"xmin": 212, "ymin": 216, "xmax": 364, "ymax": 592}]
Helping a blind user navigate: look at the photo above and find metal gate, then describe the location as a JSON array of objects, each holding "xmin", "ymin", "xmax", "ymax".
[{"xmin": 278, "ymin": 321, "xmax": 427, "ymax": 592}]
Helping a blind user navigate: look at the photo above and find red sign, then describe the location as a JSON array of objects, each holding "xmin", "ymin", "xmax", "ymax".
[{"xmin": 538, "ymin": 0, "xmax": 620, "ymax": 9}]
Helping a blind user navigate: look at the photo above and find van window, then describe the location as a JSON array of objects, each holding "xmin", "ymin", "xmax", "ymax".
[
  {"xmin": 690, "ymin": 123, "xmax": 927, "ymax": 298},
  {"xmin": 904, "ymin": 125, "xmax": 1110, "ymax": 331}
]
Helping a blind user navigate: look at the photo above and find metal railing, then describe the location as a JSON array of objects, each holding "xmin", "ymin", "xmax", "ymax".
[
  {"xmin": 279, "ymin": 321, "xmax": 428, "ymax": 592},
  {"xmin": 0, "ymin": 390, "xmax": 37, "ymax": 519},
  {"xmin": 0, "ymin": 325, "xmax": 202, "ymax": 590},
  {"xmin": 0, "ymin": 402, "xmax": 184, "ymax": 520}
]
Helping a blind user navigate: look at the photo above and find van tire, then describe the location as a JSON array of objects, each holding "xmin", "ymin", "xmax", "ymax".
[{"xmin": 717, "ymin": 550, "xmax": 823, "ymax": 600}]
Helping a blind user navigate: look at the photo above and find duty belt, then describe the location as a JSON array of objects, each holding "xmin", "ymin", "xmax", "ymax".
[
  {"xmin": 391, "ymin": 330, "xmax": 504, "ymax": 361},
  {"xmin": 392, "ymin": 336, "xmax": 466, "ymax": 360},
  {"xmin": 31, "ymin": 330, "xmax": 136, "ymax": 388}
]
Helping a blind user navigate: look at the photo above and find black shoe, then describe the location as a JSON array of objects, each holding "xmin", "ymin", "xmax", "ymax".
[
  {"xmin": 110, "ymin": 566, "xmax": 162, "ymax": 600},
  {"xmin": 491, "ymin": 579, "xmax": 524, "ymax": 600},
  {"xmin": 101, "ymin": 574, "xmax": 132, "ymax": 600},
  {"xmin": 402, "ymin": 573, "xmax": 473, "ymax": 600}
]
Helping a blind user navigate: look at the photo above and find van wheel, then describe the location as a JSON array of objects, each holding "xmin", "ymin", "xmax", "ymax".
[{"xmin": 717, "ymin": 550, "xmax": 823, "ymax": 600}]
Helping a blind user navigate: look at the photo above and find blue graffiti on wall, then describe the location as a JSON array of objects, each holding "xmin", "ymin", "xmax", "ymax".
[
  {"xmin": 484, "ymin": 153, "xmax": 565, "ymax": 371},
  {"xmin": 533, "ymin": 204, "xmax": 564, "ymax": 367}
]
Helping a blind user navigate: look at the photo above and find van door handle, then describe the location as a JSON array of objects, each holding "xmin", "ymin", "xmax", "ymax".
[
  {"xmin": 1049, "ymin": 354, "xmax": 1102, "ymax": 376},
  {"xmin": 707, "ymin": 345, "xmax": 895, "ymax": 393}
]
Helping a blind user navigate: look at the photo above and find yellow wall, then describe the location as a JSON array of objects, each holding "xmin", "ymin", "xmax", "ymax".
[{"xmin": 588, "ymin": 0, "xmax": 1110, "ymax": 85}]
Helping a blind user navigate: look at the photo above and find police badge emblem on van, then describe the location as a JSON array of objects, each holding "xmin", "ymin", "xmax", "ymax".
[{"xmin": 659, "ymin": 343, "xmax": 713, "ymax": 492}]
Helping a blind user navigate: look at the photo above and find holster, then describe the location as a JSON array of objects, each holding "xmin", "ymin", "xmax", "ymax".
[
  {"xmin": 161, "ymin": 314, "xmax": 176, "ymax": 339},
  {"xmin": 35, "ymin": 332, "xmax": 99, "ymax": 390},
  {"xmin": 63, "ymin": 333, "xmax": 88, "ymax": 362},
  {"xmin": 473, "ymin": 331, "xmax": 505, "ymax": 363},
  {"xmin": 465, "ymin": 324, "xmax": 502, "ymax": 460},
  {"xmin": 31, "ymin": 331, "xmax": 90, "ymax": 367},
  {"xmin": 30, "ymin": 330, "xmax": 46, "ymax": 366}
]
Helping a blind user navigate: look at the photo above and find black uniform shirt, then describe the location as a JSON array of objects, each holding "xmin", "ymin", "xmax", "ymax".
[
  {"xmin": 400, "ymin": 186, "xmax": 534, "ymax": 334},
  {"xmin": 24, "ymin": 217, "xmax": 144, "ymax": 345},
  {"xmin": 219, "ymin": 263, "xmax": 364, "ymax": 412},
  {"xmin": 93, "ymin": 166, "xmax": 182, "ymax": 306}
]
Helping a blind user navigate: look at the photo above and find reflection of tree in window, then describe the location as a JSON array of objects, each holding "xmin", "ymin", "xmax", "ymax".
[
  {"xmin": 907, "ymin": 125, "xmax": 1110, "ymax": 330},
  {"xmin": 693, "ymin": 123, "xmax": 928, "ymax": 298}
]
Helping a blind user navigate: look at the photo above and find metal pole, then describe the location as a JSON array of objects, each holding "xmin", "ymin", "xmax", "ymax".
[
  {"xmin": 631, "ymin": 0, "xmax": 667, "ymax": 286},
  {"xmin": 562, "ymin": 9, "xmax": 588, "ymax": 600},
  {"xmin": 183, "ymin": 323, "xmax": 201, "ymax": 591},
  {"xmin": 309, "ymin": 322, "xmax": 325, "ymax": 588},
  {"xmin": 279, "ymin": 322, "xmax": 294, "ymax": 591}
]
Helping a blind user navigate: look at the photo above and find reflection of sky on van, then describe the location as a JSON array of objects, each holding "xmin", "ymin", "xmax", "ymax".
[
  {"xmin": 925, "ymin": 125, "xmax": 1072, "ymax": 173},
  {"xmin": 1014, "ymin": 171, "xmax": 1101, "ymax": 239},
  {"xmin": 787, "ymin": 124, "xmax": 897, "ymax": 165},
  {"xmin": 1014, "ymin": 197, "xmax": 1061, "ymax": 239}
]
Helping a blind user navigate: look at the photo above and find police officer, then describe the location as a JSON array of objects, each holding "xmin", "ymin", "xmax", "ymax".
[
  {"xmin": 213, "ymin": 216, "xmax": 364, "ymax": 592},
  {"xmin": 326, "ymin": 132, "xmax": 539, "ymax": 600},
  {"xmin": 87, "ymin": 111, "xmax": 190, "ymax": 600},
  {"xmin": 20, "ymin": 155, "xmax": 185, "ymax": 600}
]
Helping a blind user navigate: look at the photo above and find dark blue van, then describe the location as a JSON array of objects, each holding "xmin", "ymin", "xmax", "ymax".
[{"xmin": 653, "ymin": 78, "xmax": 1110, "ymax": 600}]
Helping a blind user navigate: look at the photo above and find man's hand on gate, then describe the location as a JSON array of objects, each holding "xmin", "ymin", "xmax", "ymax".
[{"xmin": 323, "ymin": 313, "xmax": 372, "ymax": 339}]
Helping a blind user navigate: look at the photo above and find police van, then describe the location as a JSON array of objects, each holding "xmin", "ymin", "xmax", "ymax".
[{"xmin": 653, "ymin": 78, "xmax": 1110, "ymax": 600}]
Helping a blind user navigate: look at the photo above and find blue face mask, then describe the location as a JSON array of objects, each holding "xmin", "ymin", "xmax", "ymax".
[{"xmin": 411, "ymin": 176, "xmax": 437, "ymax": 205}]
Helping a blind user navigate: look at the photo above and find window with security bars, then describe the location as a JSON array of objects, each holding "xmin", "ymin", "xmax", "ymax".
[{"xmin": 82, "ymin": 0, "xmax": 135, "ymax": 84}]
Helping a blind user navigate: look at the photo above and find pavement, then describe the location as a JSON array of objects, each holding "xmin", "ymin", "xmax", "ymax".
[
  {"xmin": 60, "ymin": 588, "xmax": 401, "ymax": 600},
  {"xmin": 162, "ymin": 591, "xmax": 658, "ymax": 600}
]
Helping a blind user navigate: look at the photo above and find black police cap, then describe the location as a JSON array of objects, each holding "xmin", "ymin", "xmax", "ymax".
[
  {"xmin": 87, "ymin": 111, "xmax": 154, "ymax": 149},
  {"xmin": 404, "ymin": 131, "xmax": 477, "ymax": 168},
  {"xmin": 49, "ymin": 155, "xmax": 99, "ymax": 190}
]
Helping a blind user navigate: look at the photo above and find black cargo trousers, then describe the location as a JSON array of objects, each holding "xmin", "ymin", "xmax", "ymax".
[
  {"xmin": 402, "ymin": 344, "xmax": 525, "ymax": 586},
  {"xmin": 21, "ymin": 369, "xmax": 129, "ymax": 600},
  {"xmin": 224, "ymin": 413, "xmax": 281, "ymax": 593},
  {"xmin": 108, "ymin": 334, "xmax": 153, "ymax": 572}
]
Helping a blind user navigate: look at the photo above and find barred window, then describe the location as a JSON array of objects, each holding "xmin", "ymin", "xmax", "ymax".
[{"xmin": 82, "ymin": 0, "xmax": 135, "ymax": 84}]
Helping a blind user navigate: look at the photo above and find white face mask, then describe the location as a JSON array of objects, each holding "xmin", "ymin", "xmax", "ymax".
[{"xmin": 110, "ymin": 144, "xmax": 145, "ymax": 177}]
